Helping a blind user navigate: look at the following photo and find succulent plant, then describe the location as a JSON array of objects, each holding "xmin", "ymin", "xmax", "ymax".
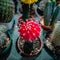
[
  {"xmin": 43, "ymin": 0, "xmax": 60, "ymax": 27},
  {"xmin": 51, "ymin": 21, "xmax": 60, "ymax": 47},
  {"xmin": 18, "ymin": 19, "xmax": 41, "ymax": 41},
  {"xmin": 50, "ymin": 4, "xmax": 60, "ymax": 26},
  {"xmin": 18, "ymin": 19, "xmax": 41, "ymax": 54},
  {"xmin": 44, "ymin": 0, "xmax": 53, "ymax": 26},
  {"xmin": 0, "ymin": 0, "xmax": 14, "ymax": 23}
]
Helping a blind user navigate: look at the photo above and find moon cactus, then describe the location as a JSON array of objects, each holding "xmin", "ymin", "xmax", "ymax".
[{"xmin": 18, "ymin": 19, "xmax": 41, "ymax": 41}]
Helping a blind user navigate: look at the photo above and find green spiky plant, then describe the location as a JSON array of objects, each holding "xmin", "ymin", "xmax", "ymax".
[
  {"xmin": 44, "ymin": 0, "xmax": 56, "ymax": 26},
  {"xmin": 0, "ymin": 0, "xmax": 14, "ymax": 23},
  {"xmin": 50, "ymin": 4, "xmax": 60, "ymax": 27},
  {"xmin": 44, "ymin": 0, "xmax": 60, "ymax": 27},
  {"xmin": 22, "ymin": 4, "xmax": 30, "ymax": 21}
]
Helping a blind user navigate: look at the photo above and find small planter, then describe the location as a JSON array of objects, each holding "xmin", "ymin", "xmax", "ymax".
[{"xmin": 17, "ymin": 37, "xmax": 43, "ymax": 57}]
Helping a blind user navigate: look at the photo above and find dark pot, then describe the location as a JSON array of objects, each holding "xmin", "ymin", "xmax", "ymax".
[{"xmin": 17, "ymin": 37, "xmax": 43, "ymax": 57}]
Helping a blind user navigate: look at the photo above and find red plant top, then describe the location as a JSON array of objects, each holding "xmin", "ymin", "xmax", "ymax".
[{"xmin": 18, "ymin": 19, "xmax": 41, "ymax": 41}]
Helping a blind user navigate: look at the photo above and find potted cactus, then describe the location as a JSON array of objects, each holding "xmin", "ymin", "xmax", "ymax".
[
  {"xmin": 40, "ymin": 0, "xmax": 60, "ymax": 31},
  {"xmin": 17, "ymin": 19, "xmax": 43, "ymax": 57},
  {"xmin": 0, "ymin": 0, "xmax": 14, "ymax": 23},
  {"xmin": 0, "ymin": 25, "xmax": 12, "ymax": 56},
  {"xmin": 16, "ymin": 0, "xmax": 43, "ymax": 57}
]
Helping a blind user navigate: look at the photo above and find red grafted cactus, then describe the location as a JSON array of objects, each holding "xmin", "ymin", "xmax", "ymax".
[{"xmin": 18, "ymin": 19, "xmax": 41, "ymax": 41}]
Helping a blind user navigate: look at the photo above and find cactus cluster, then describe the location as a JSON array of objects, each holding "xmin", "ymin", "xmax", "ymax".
[
  {"xmin": 44, "ymin": 0, "xmax": 60, "ymax": 27},
  {"xmin": 18, "ymin": 19, "xmax": 41, "ymax": 41},
  {"xmin": 0, "ymin": 0, "xmax": 14, "ymax": 23}
]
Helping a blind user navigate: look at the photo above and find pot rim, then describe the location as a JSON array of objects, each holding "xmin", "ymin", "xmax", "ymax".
[{"xmin": 17, "ymin": 37, "xmax": 43, "ymax": 57}]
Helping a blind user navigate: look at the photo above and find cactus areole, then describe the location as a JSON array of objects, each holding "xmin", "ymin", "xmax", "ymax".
[{"xmin": 18, "ymin": 19, "xmax": 41, "ymax": 41}]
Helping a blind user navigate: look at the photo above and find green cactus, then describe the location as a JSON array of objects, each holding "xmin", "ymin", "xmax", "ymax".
[
  {"xmin": 22, "ymin": 4, "xmax": 30, "ymax": 21},
  {"xmin": 51, "ymin": 0, "xmax": 56, "ymax": 13},
  {"xmin": 44, "ymin": 0, "xmax": 52, "ymax": 26},
  {"xmin": 50, "ymin": 4, "xmax": 60, "ymax": 26},
  {"xmin": 44, "ymin": 0, "xmax": 60, "ymax": 27},
  {"xmin": 0, "ymin": 0, "xmax": 14, "ymax": 23}
]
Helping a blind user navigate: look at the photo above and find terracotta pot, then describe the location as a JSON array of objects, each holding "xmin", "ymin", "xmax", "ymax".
[{"xmin": 17, "ymin": 37, "xmax": 43, "ymax": 57}]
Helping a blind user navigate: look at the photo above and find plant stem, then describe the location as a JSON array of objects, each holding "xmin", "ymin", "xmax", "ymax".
[{"xmin": 22, "ymin": 4, "xmax": 30, "ymax": 21}]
